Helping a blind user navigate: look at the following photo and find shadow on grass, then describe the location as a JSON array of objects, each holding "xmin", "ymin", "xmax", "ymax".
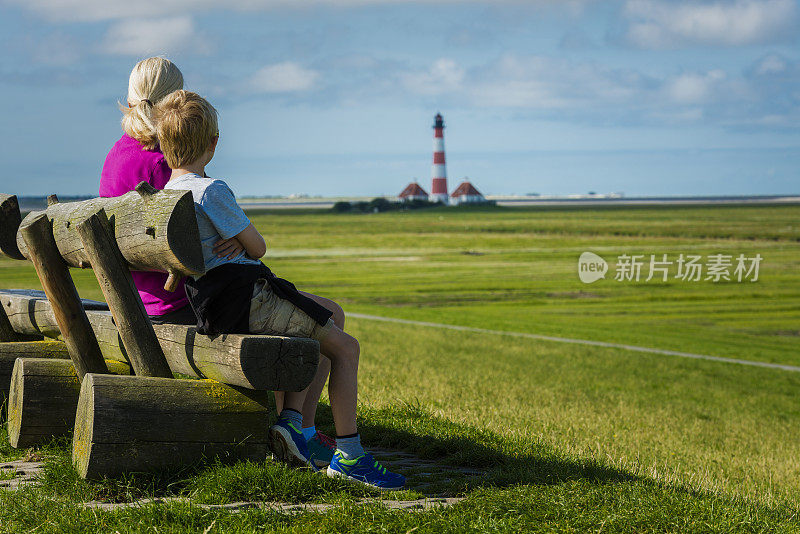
[
  {"xmin": 324, "ymin": 401, "xmax": 641, "ymax": 494},
  {"xmin": 25, "ymin": 401, "xmax": 641, "ymax": 504}
]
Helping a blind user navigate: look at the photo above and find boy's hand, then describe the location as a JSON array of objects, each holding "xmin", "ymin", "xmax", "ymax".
[{"xmin": 213, "ymin": 237, "xmax": 244, "ymax": 259}]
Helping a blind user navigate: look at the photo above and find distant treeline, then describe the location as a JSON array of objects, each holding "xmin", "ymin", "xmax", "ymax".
[
  {"xmin": 332, "ymin": 197, "xmax": 442, "ymax": 213},
  {"xmin": 16, "ymin": 196, "xmax": 93, "ymax": 213}
]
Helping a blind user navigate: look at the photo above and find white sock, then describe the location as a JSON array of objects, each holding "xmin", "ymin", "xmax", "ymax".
[{"xmin": 301, "ymin": 425, "xmax": 316, "ymax": 441}]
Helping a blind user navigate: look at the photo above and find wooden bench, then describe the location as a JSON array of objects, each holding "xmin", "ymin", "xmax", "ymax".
[{"xmin": 0, "ymin": 190, "xmax": 321, "ymax": 478}]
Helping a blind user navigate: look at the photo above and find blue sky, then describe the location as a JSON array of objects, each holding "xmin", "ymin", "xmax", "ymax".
[{"xmin": 0, "ymin": 0, "xmax": 798, "ymax": 197}]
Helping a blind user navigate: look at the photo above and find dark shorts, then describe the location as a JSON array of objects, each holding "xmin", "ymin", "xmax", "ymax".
[{"xmin": 148, "ymin": 305, "xmax": 197, "ymax": 326}]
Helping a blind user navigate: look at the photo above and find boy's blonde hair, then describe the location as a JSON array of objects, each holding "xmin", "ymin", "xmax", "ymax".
[
  {"xmin": 120, "ymin": 57, "xmax": 184, "ymax": 150},
  {"xmin": 153, "ymin": 90, "xmax": 219, "ymax": 169}
]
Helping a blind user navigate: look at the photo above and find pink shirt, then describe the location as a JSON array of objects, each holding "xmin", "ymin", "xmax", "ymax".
[{"xmin": 99, "ymin": 134, "xmax": 188, "ymax": 316}]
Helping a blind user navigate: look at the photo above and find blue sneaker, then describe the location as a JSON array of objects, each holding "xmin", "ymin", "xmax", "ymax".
[
  {"xmin": 269, "ymin": 417, "xmax": 319, "ymax": 472},
  {"xmin": 326, "ymin": 452, "xmax": 405, "ymax": 490},
  {"xmin": 307, "ymin": 431, "xmax": 336, "ymax": 468}
]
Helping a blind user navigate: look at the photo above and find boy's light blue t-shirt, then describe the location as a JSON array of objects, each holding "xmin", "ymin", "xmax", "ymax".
[{"xmin": 164, "ymin": 173, "xmax": 260, "ymax": 276}]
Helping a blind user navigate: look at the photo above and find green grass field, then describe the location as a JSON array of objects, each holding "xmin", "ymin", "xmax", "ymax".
[{"xmin": 1, "ymin": 203, "xmax": 799, "ymax": 532}]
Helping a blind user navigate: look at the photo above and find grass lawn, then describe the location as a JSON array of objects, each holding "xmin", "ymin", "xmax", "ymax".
[{"xmin": 0, "ymin": 203, "xmax": 798, "ymax": 532}]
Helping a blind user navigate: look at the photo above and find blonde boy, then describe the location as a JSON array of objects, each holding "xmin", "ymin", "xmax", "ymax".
[{"xmin": 153, "ymin": 90, "xmax": 404, "ymax": 490}]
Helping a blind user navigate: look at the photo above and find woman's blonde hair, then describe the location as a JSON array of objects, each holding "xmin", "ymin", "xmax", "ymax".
[{"xmin": 120, "ymin": 57, "xmax": 184, "ymax": 150}]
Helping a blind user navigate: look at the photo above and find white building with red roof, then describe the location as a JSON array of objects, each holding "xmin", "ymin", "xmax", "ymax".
[
  {"xmin": 398, "ymin": 181, "xmax": 429, "ymax": 202},
  {"xmin": 450, "ymin": 179, "xmax": 486, "ymax": 204}
]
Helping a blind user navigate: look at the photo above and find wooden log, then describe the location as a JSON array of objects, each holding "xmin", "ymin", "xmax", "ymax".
[
  {"xmin": 0, "ymin": 194, "xmax": 24, "ymax": 260},
  {"xmin": 0, "ymin": 290, "xmax": 109, "ymax": 339},
  {"xmin": 1, "ymin": 289, "xmax": 319, "ymax": 391},
  {"xmin": 0, "ymin": 340, "xmax": 70, "ymax": 411},
  {"xmin": 72, "ymin": 374, "xmax": 271, "ymax": 479},
  {"xmin": 14, "ymin": 186, "xmax": 204, "ymax": 290},
  {"xmin": 7, "ymin": 358, "xmax": 130, "ymax": 449},
  {"xmin": 0, "ymin": 302, "xmax": 17, "ymax": 342},
  {"xmin": 19, "ymin": 215, "xmax": 110, "ymax": 380},
  {"xmin": 77, "ymin": 210, "xmax": 172, "ymax": 378}
]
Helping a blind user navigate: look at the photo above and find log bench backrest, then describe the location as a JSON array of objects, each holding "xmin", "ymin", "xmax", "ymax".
[
  {"xmin": 0, "ymin": 189, "xmax": 320, "ymax": 392},
  {"xmin": 2, "ymin": 187, "xmax": 204, "ymax": 287},
  {"xmin": 0, "ymin": 290, "xmax": 318, "ymax": 392}
]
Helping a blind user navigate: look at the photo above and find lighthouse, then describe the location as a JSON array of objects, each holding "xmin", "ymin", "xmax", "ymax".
[{"xmin": 430, "ymin": 113, "xmax": 449, "ymax": 204}]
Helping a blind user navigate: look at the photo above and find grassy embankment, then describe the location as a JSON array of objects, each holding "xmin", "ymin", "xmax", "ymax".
[{"xmin": 0, "ymin": 204, "xmax": 798, "ymax": 532}]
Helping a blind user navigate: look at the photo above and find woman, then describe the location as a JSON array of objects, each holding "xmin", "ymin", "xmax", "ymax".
[{"xmin": 99, "ymin": 57, "xmax": 198, "ymax": 324}]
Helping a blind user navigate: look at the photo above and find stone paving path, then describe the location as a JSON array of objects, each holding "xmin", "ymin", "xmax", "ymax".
[
  {"xmin": 82, "ymin": 496, "xmax": 464, "ymax": 512},
  {"xmin": 0, "ymin": 459, "xmax": 44, "ymax": 491},
  {"xmin": 0, "ymin": 448, "xmax": 482, "ymax": 512}
]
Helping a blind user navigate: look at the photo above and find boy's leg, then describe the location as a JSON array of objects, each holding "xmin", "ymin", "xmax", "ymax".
[
  {"xmin": 272, "ymin": 292, "xmax": 342, "ymax": 421},
  {"xmin": 316, "ymin": 324, "xmax": 406, "ymax": 490},
  {"xmin": 281, "ymin": 389, "xmax": 307, "ymax": 414},
  {"xmin": 272, "ymin": 322, "xmax": 358, "ymax": 470},
  {"xmin": 298, "ymin": 291, "xmax": 345, "ymax": 427},
  {"xmin": 269, "ymin": 383, "xmax": 318, "ymax": 470},
  {"xmin": 273, "ymin": 358, "xmax": 330, "ymax": 418},
  {"xmin": 317, "ymin": 324, "xmax": 359, "ymax": 437},
  {"xmin": 299, "ymin": 356, "xmax": 331, "ymax": 424},
  {"xmin": 260, "ymin": 289, "xmax": 404, "ymax": 489}
]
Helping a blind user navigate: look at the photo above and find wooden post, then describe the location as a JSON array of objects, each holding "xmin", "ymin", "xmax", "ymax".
[
  {"xmin": 0, "ymin": 194, "xmax": 24, "ymax": 260},
  {"xmin": 76, "ymin": 209, "xmax": 172, "ymax": 378},
  {"xmin": 0, "ymin": 195, "xmax": 24, "ymax": 339},
  {"xmin": 7, "ymin": 358, "xmax": 130, "ymax": 448},
  {"xmin": 18, "ymin": 214, "xmax": 109, "ymax": 380},
  {"xmin": 73, "ymin": 374, "xmax": 271, "ymax": 479},
  {"xmin": 164, "ymin": 272, "xmax": 181, "ymax": 293}
]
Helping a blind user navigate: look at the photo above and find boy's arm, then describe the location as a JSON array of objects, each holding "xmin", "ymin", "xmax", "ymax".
[
  {"xmin": 234, "ymin": 224, "xmax": 266, "ymax": 259},
  {"xmin": 201, "ymin": 181, "xmax": 266, "ymax": 259},
  {"xmin": 213, "ymin": 236, "xmax": 244, "ymax": 259}
]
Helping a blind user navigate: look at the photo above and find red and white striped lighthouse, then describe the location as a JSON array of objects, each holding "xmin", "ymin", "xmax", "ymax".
[{"xmin": 430, "ymin": 113, "xmax": 449, "ymax": 204}]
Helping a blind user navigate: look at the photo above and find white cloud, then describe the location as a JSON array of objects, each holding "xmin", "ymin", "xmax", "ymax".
[
  {"xmin": 397, "ymin": 54, "xmax": 789, "ymax": 128},
  {"xmin": 3, "ymin": 0, "xmax": 594, "ymax": 22},
  {"xmin": 401, "ymin": 59, "xmax": 465, "ymax": 95},
  {"xmin": 622, "ymin": 0, "xmax": 798, "ymax": 48},
  {"xmin": 102, "ymin": 16, "xmax": 211, "ymax": 56},
  {"xmin": 464, "ymin": 55, "xmax": 644, "ymax": 109},
  {"xmin": 753, "ymin": 54, "xmax": 788, "ymax": 75},
  {"xmin": 666, "ymin": 70, "xmax": 726, "ymax": 103},
  {"xmin": 248, "ymin": 62, "xmax": 319, "ymax": 93},
  {"xmin": 467, "ymin": 56, "xmax": 570, "ymax": 108},
  {"xmin": 401, "ymin": 56, "xmax": 645, "ymax": 109}
]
